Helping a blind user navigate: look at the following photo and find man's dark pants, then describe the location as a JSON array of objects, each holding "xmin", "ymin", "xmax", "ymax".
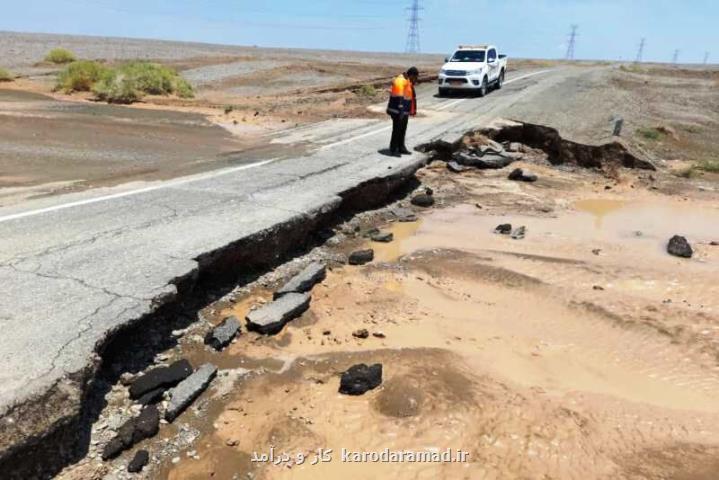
[{"xmin": 389, "ymin": 113, "xmax": 409, "ymax": 152}]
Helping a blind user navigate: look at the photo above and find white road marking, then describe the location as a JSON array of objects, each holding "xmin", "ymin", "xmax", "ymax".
[
  {"xmin": 434, "ymin": 69, "xmax": 553, "ymax": 111},
  {"xmin": 0, "ymin": 159, "xmax": 276, "ymax": 224},
  {"xmin": 0, "ymin": 69, "xmax": 554, "ymax": 223},
  {"xmin": 318, "ymin": 125, "xmax": 392, "ymax": 151}
]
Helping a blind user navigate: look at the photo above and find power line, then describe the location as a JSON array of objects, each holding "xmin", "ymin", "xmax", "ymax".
[
  {"xmin": 405, "ymin": 0, "xmax": 422, "ymax": 54},
  {"xmin": 672, "ymin": 49, "xmax": 679, "ymax": 65},
  {"xmin": 635, "ymin": 38, "xmax": 645, "ymax": 63},
  {"xmin": 565, "ymin": 25, "xmax": 578, "ymax": 60}
]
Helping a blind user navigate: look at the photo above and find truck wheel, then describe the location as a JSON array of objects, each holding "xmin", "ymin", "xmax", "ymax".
[
  {"xmin": 479, "ymin": 77, "xmax": 488, "ymax": 97},
  {"xmin": 496, "ymin": 70, "xmax": 505, "ymax": 90}
]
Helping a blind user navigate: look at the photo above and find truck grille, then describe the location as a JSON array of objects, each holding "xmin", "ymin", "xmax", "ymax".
[{"xmin": 444, "ymin": 70, "xmax": 467, "ymax": 76}]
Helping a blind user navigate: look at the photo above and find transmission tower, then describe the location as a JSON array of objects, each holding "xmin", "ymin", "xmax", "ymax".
[
  {"xmin": 565, "ymin": 25, "xmax": 578, "ymax": 60},
  {"xmin": 404, "ymin": 0, "xmax": 422, "ymax": 54},
  {"xmin": 703, "ymin": 51, "xmax": 710, "ymax": 65},
  {"xmin": 672, "ymin": 49, "xmax": 679, "ymax": 65},
  {"xmin": 635, "ymin": 38, "xmax": 645, "ymax": 63}
]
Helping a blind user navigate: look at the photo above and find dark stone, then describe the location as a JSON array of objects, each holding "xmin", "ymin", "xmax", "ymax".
[
  {"xmin": 390, "ymin": 207, "xmax": 417, "ymax": 222},
  {"xmin": 204, "ymin": 316, "xmax": 241, "ymax": 350},
  {"xmin": 370, "ymin": 231, "xmax": 394, "ymax": 243},
  {"xmin": 352, "ymin": 329, "xmax": 369, "ymax": 339},
  {"xmin": 710, "ymin": 241, "xmax": 718, "ymax": 246},
  {"xmin": 424, "ymin": 187, "xmax": 434, "ymax": 196},
  {"xmin": 102, "ymin": 406, "xmax": 159, "ymax": 460},
  {"xmin": 349, "ymin": 249, "xmax": 374, "ymax": 265},
  {"xmin": 339, "ymin": 363, "xmax": 383, "ymax": 395},
  {"xmin": 508, "ymin": 168, "xmax": 538, "ymax": 182},
  {"xmin": 372, "ymin": 332, "xmax": 386, "ymax": 338},
  {"xmin": 135, "ymin": 387, "xmax": 164, "ymax": 406},
  {"xmin": 667, "ymin": 235, "xmax": 693, "ymax": 258},
  {"xmin": 494, "ymin": 224, "xmax": 512, "ymax": 235},
  {"xmin": 411, "ymin": 194, "xmax": 435, "ymax": 208},
  {"xmin": 129, "ymin": 360, "xmax": 193, "ymax": 399},
  {"xmin": 127, "ymin": 450, "xmax": 150, "ymax": 473}
]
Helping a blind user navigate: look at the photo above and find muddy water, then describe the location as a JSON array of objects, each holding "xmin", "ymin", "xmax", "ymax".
[{"xmin": 161, "ymin": 196, "xmax": 719, "ymax": 480}]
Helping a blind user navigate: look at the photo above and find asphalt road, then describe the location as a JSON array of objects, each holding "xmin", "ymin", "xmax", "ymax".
[{"xmin": 0, "ymin": 66, "xmax": 591, "ymax": 463}]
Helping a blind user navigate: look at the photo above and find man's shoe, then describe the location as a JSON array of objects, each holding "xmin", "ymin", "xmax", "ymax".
[{"xmin": 399, "ymin": 147, "xmax": 412, "ymax": 155}]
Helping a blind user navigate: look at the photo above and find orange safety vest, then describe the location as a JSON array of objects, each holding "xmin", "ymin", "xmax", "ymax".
[{"xmin": 386, "ymin": 74, "xmax": 416, "ymax": 116}]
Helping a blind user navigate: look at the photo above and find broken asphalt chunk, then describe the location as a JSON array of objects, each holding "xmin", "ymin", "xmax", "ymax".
[
  {"xmin": 667, "ymin": 235, "xmax": 693, "ymax": 258},
  {"xmin": 339, "ymin": 363, "xmax": 383, "ymax": 395},
  {"xmin": 453, "ymin": 151, "xmax": 514, "ymax": 169},
  {"xmin": 511, "ymin": 226, "xmax": 527, "ymax": 240},
  {"xmin": 128, "ymin": 359, "xmax": 193, "ymax": 399},
  {"xmin": 389, "ymin": 207, "xmax": 417, "ymax": 222},
  {"xmin": 165, "ymin": 363, "xmax": 218, "ymax": 422},
  {"xmin": 349, "ymin": 249, "xmax": 374, "ymax": 265},
  {"xmin": 246, "ymin": 292, "xmax": 311, "ymax": 335},
  {"xmin": 204, "ymin": 316, "xmax": 241, "ymax": 350},
  {"xmin": 508, "ymin": 168, "xmax": 538, "ymax": 182},
  {"xmin": 447, "ymin": 160, "xmax": 468, "ymax": 173},
  {"xmin": 273, "ymin": 262, "xmax": 326, "ymax": 299},
  {"xmin": 370, "ymin": 231, "xmax": 394, "ymax": 243},
  {"xmin": 102, "ymin": 405, "xmax": 160, "ymax": 460}
]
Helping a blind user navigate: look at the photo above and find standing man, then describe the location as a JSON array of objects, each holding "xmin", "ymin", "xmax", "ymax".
[{"xmin": 386, "ymin": 67, "xmax": 418, "ymax": 156}]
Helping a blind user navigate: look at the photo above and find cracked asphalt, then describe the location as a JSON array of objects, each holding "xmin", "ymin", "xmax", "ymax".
[{"xmin": 0, "ymin": 66, "xmax": 596, "ymax": 460}]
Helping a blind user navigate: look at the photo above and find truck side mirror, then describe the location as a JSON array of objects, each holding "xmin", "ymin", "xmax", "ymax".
[{"xmin": 444, "ymin": 57, "xmax": 449, "ymax": 63}]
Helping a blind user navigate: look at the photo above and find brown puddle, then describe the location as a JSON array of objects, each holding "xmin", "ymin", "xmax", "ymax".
[{"xmin": 159, "ymin": 194, "xmax": 719, "ymax": 480}]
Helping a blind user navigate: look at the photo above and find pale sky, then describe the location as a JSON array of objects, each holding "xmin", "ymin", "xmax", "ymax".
[{"xmin": 2, "ymin": 0, "xmax": 716, "ymax": 63}]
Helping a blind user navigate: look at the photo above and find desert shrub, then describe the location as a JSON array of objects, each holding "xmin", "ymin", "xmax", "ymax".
[
  {"xmin": 356, "ymin": 84, "xmax": 378, "ymax": 97},
  {"xmin": 56, "ymin": 61, "xmax": 108, "ymax": 92},
  {"xmin": 637, "ymin": 127, "xmax": 663, "ymax": 141},
  {"xmin": 92, "ymin": 71, "xmax": 142, "ymax": 104},
  {"xmin": 0, "ymin": 68, "xmax": 13, "ymax": 82},
  {"xmin": 696, "ymin": 159, "xmax": 719, "ymax": 173},
  {"xmin": 45, "ymin": 48, "xmax": 77, "ymax": 64},
  {"xmin": 117, "ymin": 62, "xmax": 193, "ymax": 97},
  {"xmin": 673, "ymin": 166, "xmax": 698, "ymax": 178}
]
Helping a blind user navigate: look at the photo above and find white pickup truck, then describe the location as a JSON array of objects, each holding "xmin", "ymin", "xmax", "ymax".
[{"xmin": 438, "ymin": 45, "xmax": 507, "ymax": 97}]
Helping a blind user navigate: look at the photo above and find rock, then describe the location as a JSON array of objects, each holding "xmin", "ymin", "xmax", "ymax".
[
  {"xmin": 136, "ymin": 387, "xmax": 165, "ymax": 406},
  {"xmin": 453, "ymin": 151, "xmax": 514, "ymax": 169},
  {"xmin": 127, "ymin": 450, "xmax": 149, "ymax": 473},
  {"xmin": 129, "ymin": 360, "xmax": 193, "ymax": 399},
  {"xmin": 447, "ymin": 161, "xmax": 467, "ymax": 173},
  {"xmin": 424, "ymin": 187, "xmax": 434, "ymax": 196},
  {"xmin": 592, "ymin": 248, "xmax": 602, "ymax": 255},
  {"xmin": 372, "ymin": 332, "xmax": 386, "ymax": 338},
  {"xmin": 511, "ymin": 226, "xmax": 526, "ymax": 240},
  {"xmin": 246, "ymin": 292, "xmax": 311, "ymax": 334},
  {"xmin": 494, "ymin": 224, "xmax": 512, "ymax": 235},
  {"xmin": 339, "ymin": 363, "xmax": 383, "ymax": 395},
  {"xmin": 390, "ymin": 207, "xmax": 417, "ymax": 222},
  {"xmin": 593, "ymin": 285, "xmax": 605, "ymax": 291},
  {"xmin": 410, "ymin": 194, "xmax": 435, "ymax": 208},
  {"xmin": 508, "ymin": 168, "xmax": 538, "ymax": 182},
  {"xmin": 370, "ymin": 231, "xmax": 394, "ymax": 243},
  {"xmin": 348, "ymin": 249, "xmax": 374, "ymax": 265},
  {"xmin": 274, "ymin": 262, "xmax": 326, "ymax": 299},
  {"xmin": 710, "ymin": 241, "xmax": 718, "ymax": 246},
  {"xmin": 165, "ymin": 364, "xmax": 218, "ymax": 422},
  {"xmin": 352, "ymin": 329, "xmax": 369, "ymax": 339},
  {"xmin": 667, "ymin": 235, "xmax": 693, "ymax": 258},
  {"xmin": 204, "ymin": 316, "xmax": 241, "ymax": 351},
  {"xmin": 102, "ymin": 406, "xmax": 160, "ymax": 460}
]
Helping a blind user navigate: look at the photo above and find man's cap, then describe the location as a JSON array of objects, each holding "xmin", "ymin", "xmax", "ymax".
[{"xmin": 407, "ymin": 66, "xmax": 419, "ymax": 77}]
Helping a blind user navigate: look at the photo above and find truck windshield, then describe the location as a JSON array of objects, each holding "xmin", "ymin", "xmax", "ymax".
[{"xmin": 450, "ymin": 50, "xmax": 486, "ymax": 62}]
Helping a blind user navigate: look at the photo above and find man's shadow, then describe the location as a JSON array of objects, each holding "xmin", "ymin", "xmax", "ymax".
[{"xmin": 377, "ymin": 148, "xmax": 401, "ymax": 157}]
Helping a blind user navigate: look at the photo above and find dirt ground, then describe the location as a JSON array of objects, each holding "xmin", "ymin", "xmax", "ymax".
[{"xmin": 54, "ymin": 131, "xmax": 719, "ymax": 480}]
